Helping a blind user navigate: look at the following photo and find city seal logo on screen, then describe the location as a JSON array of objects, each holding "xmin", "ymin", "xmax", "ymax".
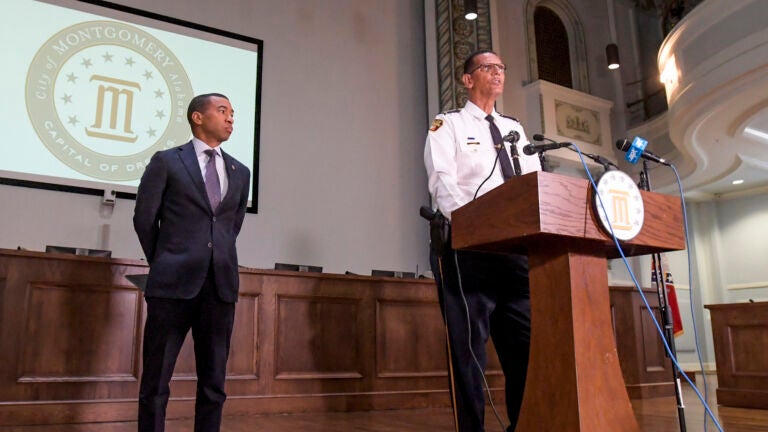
[{"xmin": 25, "ymin": 21, "xmax": 194, "ymax": 181}]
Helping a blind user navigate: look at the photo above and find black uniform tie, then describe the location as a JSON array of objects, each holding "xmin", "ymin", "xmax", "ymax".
[{"xmin": 486, "ymin": 114, "xmax": 515, "ymax": 180}]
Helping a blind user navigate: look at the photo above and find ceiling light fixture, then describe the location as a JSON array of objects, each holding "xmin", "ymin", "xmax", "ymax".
[
  {"xmin": 606, "ymin": 43, "xmax": 620, "ymax": 70},
  {"xmin": 464, "ymin": 0, "xmax": 478, "ymax": 20}
]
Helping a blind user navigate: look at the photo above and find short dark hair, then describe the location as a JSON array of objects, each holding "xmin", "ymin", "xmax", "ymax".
[
  {"xmin": 463, "ymin": 49, "xmax": 498, "ymax": 74},
  {"xmin": 187, "ymin": 93, "xmax": 229, "ymax": 125}
]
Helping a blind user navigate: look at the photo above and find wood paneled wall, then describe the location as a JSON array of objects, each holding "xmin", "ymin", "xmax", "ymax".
[
  {"xmin": 610, "ymin": 285, "xmax": 675, "ymax": 399},
  {"xmin": 0, "ymin": 249, "xmax": 504, "ymax": 426},
  {"xmin": 706, "ymin": 301, "xmax": 768, "ymax": 409},
  {"xmin": 0, "ymin": 249, "xmax": 669, "ymax": 426}
]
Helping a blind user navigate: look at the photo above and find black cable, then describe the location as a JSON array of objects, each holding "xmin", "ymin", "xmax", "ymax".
[
  {"xmin": 473, "ymin": 145, "xmax": 504, "ymax": 201},
  {"xmin": 452, "ymin": 250, "xmax": 508, "ymax": 431},
  {"xmin": 435, "ymin": 257, "xmax": 460, "ymax": 432}
]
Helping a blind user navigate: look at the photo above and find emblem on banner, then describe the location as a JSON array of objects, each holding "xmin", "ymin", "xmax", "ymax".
[{"xmin": 26, "ymin": 21, "xmax": 194, "ymax": 181}]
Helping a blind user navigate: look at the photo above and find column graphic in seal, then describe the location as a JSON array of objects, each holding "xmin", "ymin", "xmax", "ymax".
[{"xmin": 25, "ymin": 20, "xmax": 194, "ymax": 181}]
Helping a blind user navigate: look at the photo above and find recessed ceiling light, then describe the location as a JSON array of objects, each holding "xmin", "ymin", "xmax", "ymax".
[
  {"xmin": 744, "ymin": 127, "xmax": 768, "ymax": 141},
  {"xmin": 732, "ymin": 179, "xmax": 744, "ymax": 185}
]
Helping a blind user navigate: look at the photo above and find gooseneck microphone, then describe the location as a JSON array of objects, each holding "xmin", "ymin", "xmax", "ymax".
[
  {"xmin": 583, "ymin": 152, "xmax": 618, "ymax": 170},
  {"xmin": 533, "ymin": 134, "xmax": 618, "ymax": 170},
  {"xmin": 503, "ymin": 130, "xmax": 520, "ymax": 144},
  {"xmin": 503, "ymin": 131, "xmax": 522, "ymax": 176},
  {"xmin": 615, "ymin": 137, "xmax": 669, "ymax": 166},
  {"xmin": 523, "ymin": 134, "xmax": 572, "ymax": 155}
]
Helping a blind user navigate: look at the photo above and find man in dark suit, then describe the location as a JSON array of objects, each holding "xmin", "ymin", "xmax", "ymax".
[{"xmin": 133, "ymin": 93, "xmax": 250, "ymax": 432}]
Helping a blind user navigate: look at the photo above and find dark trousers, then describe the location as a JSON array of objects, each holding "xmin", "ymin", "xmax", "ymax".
[
  {"xmin": 431, "ymin": 247, "xmax": 531, "ymax": 432},
  {"xmin": 138, "ymin": 270, "xmax": 235, "ymax": 432}
]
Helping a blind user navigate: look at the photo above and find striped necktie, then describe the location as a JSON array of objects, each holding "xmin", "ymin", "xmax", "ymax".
[{"xmin": 204, "ymin": 149, "xmax": 221, "ymax": 210}]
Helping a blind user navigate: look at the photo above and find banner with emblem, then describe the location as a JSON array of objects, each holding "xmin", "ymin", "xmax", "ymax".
[
  {"xmin": 2, "ymin": 0, "xmax": 260, "ymax": 199},
  {"xmin": 651, "ymin": 254, "xmax": 684, "ymax": 336}
]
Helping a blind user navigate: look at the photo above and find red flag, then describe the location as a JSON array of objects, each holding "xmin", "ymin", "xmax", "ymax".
[{"xmin": 651, "ymin": 255, "xmax": 684, "ymax": 336}]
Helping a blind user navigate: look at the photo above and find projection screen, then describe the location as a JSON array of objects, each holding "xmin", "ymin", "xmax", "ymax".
[{"xmin": 1, "ymin": 0, "xmax": 263, "ymax": 211}]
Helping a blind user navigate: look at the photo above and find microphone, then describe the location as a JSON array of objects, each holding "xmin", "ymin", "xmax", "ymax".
[
  {"xmin": 524, "ymin": 134, "xmax": 571, "ymax": 155},
  {"xmin": 615, "ymin": 137, "xmax": 669, "ymax": 166},
  {"xmin": 589, "ymin": 154, "xmax": 618, "ymax": 170},
  {"xmin": 503, "ymin": 130, "xmax": 520, "ymax": 144},
  {"xmin": 503, "ymin": 131, "xmax": 522, "ymax": 176},
  {"xmin": 579, "ymin": 151, "xmax": 618, "ymax": 170}
]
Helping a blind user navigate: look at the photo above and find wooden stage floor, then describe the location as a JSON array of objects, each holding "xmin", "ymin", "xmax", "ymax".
[{"xmin": 1, "ymin": 377, "xmax": 766, "ymax": 431}]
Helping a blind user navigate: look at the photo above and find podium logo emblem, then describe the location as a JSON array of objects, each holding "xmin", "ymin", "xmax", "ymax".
[
  {"xmin": 25, "ymin": 21, "xmax": 194, "ymax": 181},
  {"xmin": 593, "ymin": 170, "xmax": 644, "ymax": 241}
]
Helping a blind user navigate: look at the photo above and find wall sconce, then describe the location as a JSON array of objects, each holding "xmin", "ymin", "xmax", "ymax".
[
  {"xmin": 606, "ymin": 43, "xmax": 620, "ymax": 70},
  {"xmin": 464, "ymin": 0, "xmax": 478, "ymax": 20}
]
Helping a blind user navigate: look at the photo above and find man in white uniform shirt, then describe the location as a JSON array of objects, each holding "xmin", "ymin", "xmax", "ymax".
[{"xmin": 424, "ymin": 50, "xmax": 541, "ymax": 432}]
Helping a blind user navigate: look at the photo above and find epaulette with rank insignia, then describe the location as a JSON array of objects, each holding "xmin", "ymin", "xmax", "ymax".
[
  {"xmin": 441, "ymin": 109, "xmax": 461, "ymax": 115},
  {"xmin": 499, "ymin": 114, "xmax": 520, "ymax": 123}
]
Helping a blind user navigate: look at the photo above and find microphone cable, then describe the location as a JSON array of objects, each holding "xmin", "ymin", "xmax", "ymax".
[
  {"xmin": 573, "ymin": 144, "xmax": 723, "ymax": 432},
  {"xmin": 450, "ymin": 249, "xmax": 509, "ymax": 432},
  {"xmin": 434, "ymin": 256, "xmax": 461, "ymax": 431},
  {"xmin": 473, "ymin": 145, "xmax": 504, "ymax": 201},
  {"xmin": 429, "ymin": 222, "xmax": 508, "ymax": 431}
]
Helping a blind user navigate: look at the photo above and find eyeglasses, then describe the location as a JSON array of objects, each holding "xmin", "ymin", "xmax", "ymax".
[{"xmin": 468, "ymin": 63, "xmax": 506, "ymax": 74}]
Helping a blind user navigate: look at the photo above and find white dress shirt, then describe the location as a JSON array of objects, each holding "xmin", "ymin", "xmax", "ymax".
[{"xmin": 424, "ymin": 101, "xmax": 541, "ymax": 220}]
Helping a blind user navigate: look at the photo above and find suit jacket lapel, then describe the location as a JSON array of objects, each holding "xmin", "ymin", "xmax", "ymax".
[{"xmin": 177, "ymin": 141, "xmax": 212, "ymax": 211}]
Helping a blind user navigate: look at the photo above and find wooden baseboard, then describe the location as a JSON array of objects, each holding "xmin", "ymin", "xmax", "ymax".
[
  {"xmin": 681, "ymin": 371, "xmax": 696, "ymax": 384},
  {"xmin": 717, "ymin": 387, "xmax": 768, "ymax": 410},
  {"xmin": 626, "ymin": 382, "xmax": 676, "ymax": 399},
  {"xmin": 0, "ymin": 391, "xmax": 454, "ymax": 426}
]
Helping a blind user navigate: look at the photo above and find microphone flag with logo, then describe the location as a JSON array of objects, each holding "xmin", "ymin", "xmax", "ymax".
[
  {"xmin": 624, "ymin": 136, "xmax": 647, "ymax": 164},
  {"xmin": 652, "ymin": 254, "xmax": 684, "ymax": 336}
]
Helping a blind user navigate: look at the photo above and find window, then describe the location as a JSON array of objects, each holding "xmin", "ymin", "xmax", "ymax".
[{"xmin": 534, "ymin": 6, "xmax": 573, "ymax": 88}]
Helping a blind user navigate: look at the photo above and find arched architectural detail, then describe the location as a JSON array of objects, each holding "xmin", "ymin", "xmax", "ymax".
[{"xmin": 524, "ymin": 0, "xmax": 589, "ymax": 92}]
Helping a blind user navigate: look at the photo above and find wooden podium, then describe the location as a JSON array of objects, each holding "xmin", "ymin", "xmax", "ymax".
[{"xmin": 451, "ymin": 171, "xmax": 685, "ymax": 432}]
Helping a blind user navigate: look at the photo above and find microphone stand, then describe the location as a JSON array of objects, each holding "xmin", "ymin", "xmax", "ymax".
[
  {"xmin": 565, "ymin": 147, "xmax": 617, "ymax": 172},
  {"xmin": 509, "ymin": 141, "xmax": 523, "ymax": 176},
  {"xmin": 639, "ymin": 160, "xmax": 687, "ymax": 432},
  {"xmin": 538, "ymin": 152, "xmax": 552, "ymax": 172}
]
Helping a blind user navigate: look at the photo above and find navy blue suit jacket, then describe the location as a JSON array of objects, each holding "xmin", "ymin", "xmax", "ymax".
[{"xmin": 133, "ymin": 141, "xmax": 250, "ymax": 303}]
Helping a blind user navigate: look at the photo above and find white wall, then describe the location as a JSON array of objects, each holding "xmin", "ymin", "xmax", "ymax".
[
  {"xmin": 0, "ymin": 0, "xmax": 431, "ymax": 275},
  {"xmin": 715, "ymin": 194, "xmax": 768, "ymax": 298},
  {"xmin": 643, "ymin": 194, "xmax": 768, "ymax": 369}
]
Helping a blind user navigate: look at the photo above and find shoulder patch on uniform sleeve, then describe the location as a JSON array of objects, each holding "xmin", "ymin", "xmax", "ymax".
[
  {"xmin": 499, "ymin": 114, "xmax": 520, "ymax": 123},
  {"xmin": 429, "ymin": 119, "xmax": 444, "ymax": 132}
]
